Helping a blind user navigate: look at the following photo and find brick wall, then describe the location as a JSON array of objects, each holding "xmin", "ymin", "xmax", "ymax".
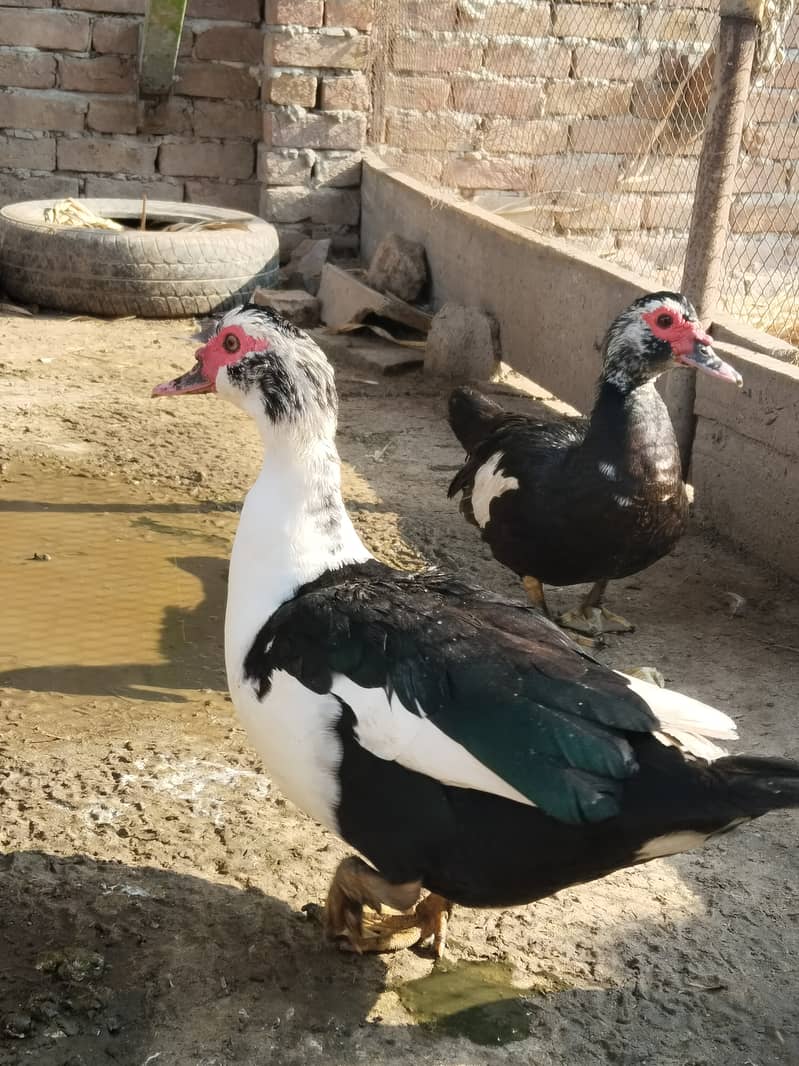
[
  {"xmin": 0, "ymin": 0, "xmax": 372, "ymax": 256},
  {"xmin": 370, "ymin": 0, "xmax": 799, "ymax": 326}
]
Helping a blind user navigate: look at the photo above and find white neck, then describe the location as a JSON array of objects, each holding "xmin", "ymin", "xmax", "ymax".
[{"xmin": 224, "ymin": 430, "xmax": 371, "ymax": 688}]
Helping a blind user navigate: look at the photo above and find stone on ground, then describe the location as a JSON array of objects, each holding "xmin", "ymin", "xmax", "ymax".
[
  {"xmin": 317, "ymin": 263, "xmax": 432, "ymax": 334},
  {"xmin": 366, "ymin": 233, "xmax": 428, "ymax": 303},
  {"xmin": 280, "ymin": 238, "xmax": 331, "ymax": 295},
  {"xmin": 425, "ymin": 304, "xmax": 501, "ymax": 381},
  {"xmin": 251, "ymin": 287, "xmax": 320, "ymax": 328}
]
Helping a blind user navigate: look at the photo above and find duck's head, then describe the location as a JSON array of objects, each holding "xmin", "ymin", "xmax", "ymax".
[
  {"xmin": 601, "ymin": 292, "xmax": 742, "ymax": 393},
  {"xmin": 152, "ymin": 302, "xmax": 337, "ymax": 440}
]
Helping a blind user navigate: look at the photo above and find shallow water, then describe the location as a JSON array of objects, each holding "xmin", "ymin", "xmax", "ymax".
[
  {"xmin": 0, "ymin": 468, "xmax": 237, "ymax": 700},
  {"xmin": 398, "ymin": 958, "xmax": 571, "ymax": 1045}
]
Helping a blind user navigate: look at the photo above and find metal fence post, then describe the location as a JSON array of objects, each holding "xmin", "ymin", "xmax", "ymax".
[{"xmin": 666, "ymin": 0, "xmax": 761, "ymax": 475}]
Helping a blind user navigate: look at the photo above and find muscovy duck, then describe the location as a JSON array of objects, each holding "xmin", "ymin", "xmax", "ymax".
[
  {"xmin": 152, "ymin": 304, "xmax": 798, "ymax": 958},
  {"xmin": 447, "ymin": 292, "xmax": 742, "ymax": 639}
]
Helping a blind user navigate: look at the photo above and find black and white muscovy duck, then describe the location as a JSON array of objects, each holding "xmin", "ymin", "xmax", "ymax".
[
  {"xmin": 447, "ymin": 292, "xmax": 743, "ymax": 640},
  {"xmin": 152, "ymin": 303, "xmax": 798, "ymax": 958}
]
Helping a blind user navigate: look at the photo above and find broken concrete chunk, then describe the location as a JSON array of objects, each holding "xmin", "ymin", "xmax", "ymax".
[
  {"xmin": 347, "ymin": 336, "xmax": 424, "ymax": 376},
  {"xmin": 251, "ymin": 287, "xmax": 320, "ymax": 329},
  {"xmin": 425, "ymin": 304, "xmax": 501, "ymax": 381},
  {"xmin": 366, "ymin": 233, "xmax": 428, "ymax": 303},
  {"xmin": 318, "ymin": 263, "xmax": 432, "ymax": 334},
  {"xmin": 280, "ymin": 237, "xmax": 331, "ymax": 295}
]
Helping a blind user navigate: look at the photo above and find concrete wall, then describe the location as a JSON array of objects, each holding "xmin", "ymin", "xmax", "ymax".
[
  {"xmin": 361, "ymin": 157, "xmax": 799, "ymax": 578},
  {"xmin": 362, "ymin": 154, "xmax": 650, "ymax": 413}
]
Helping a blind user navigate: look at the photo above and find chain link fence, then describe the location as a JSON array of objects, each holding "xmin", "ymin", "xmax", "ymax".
[{"xmin": 369, "ymin": 0, "xmax": 798, "ymax": 346}]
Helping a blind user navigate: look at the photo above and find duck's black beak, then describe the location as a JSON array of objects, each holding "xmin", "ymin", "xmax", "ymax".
[{"xmin": 674, "ymin": 342, "xmax": 743, "ymax": 387}]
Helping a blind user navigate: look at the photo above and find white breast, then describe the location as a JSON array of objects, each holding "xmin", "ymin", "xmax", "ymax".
[{"xmin": 471, "ymin": 452, "xmax": 519, "ymax": 528}]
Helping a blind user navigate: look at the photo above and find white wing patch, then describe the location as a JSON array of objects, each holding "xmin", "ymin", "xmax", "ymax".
[
  {"xmin": 636, "ymin": 830, "xmax": 707, "ymax": 862},
  {"xmin": 233, "ymin": 668, "xmax": 343, "ymax": 831},
  {"xmin": 330, "ymin": 675, "xmax": 534, "ymax": 807},
  {"xmin": 471, "ymin": 452, "xmax": 519, "ymax": 528},
  {"xmin": 619, "ymin": 671, "xmax": 738, "ymax": 762}
]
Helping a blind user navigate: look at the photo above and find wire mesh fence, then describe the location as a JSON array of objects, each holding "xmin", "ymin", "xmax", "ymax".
[{"xmin": 369, "ymin": 0, "xmax": 799, "ymax": 346}]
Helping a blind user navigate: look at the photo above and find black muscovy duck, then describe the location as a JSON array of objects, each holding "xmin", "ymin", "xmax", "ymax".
[
  {"xmin": 152, "ymin": 303, "xmax": 798, "ymax": 959},
  {"xmin": 447, "ymin": 292, "xmax": 742, "ymax": 639}
]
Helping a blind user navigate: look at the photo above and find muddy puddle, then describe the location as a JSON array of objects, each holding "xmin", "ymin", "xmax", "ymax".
[
  {"xmin": 0, "ymin": 468, "xmax": 237, "ymax": 701},
  {"xmin": 397, "ymin": 958, "xmax": 573, "ymax": 1046}
]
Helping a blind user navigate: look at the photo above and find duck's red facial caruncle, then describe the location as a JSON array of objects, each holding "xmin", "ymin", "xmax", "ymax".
[
  {"xmin": 152, "ymin": 326, "xmax": 266, "ymax": 397},
  {"xmin": 641, "ymin": 305, "xmax": 742, "ymax": 387}
]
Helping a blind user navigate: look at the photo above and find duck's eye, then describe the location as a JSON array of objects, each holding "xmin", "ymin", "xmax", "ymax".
[
  {"xmin": 656, "ymin": 313, "xmax": 673, "ymax": 329},
  {"xmin": 223, "ymin": 333, "xmax": 241, "ymax": 353}
]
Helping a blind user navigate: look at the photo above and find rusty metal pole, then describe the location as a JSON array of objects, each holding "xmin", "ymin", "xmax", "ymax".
[{"xmin": 666, "ymin": 0, "xmax": 760, "ymax": 475}]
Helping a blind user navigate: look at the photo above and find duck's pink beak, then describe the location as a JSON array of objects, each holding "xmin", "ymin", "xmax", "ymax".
[{"xmin": 152, "ymin": 354, "xmax": 213, "ymax": 397}]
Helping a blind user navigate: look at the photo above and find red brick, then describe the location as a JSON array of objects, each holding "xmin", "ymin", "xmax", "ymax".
[
  {"xmin": 0, "ymin": 9, "xmax": 90, "ymax": 50},
  {"xmin": 60, "ymin": 0, "xmax": 144, "ymax": 11},
  {"xmin": 313, "ymin": 150, "xmax": 361, "ymax": 186},
  {"xmin": 320, "ymin": 73, "xmax": 369, "ymax": 110},
  {"xmin": 92, "ymin": 16, "xmax": 139, "ymax": 54},
  {"xmin": 400, "ymin": 1, "xmax": 456, "ymax": 31},
  {"xmin": 444, "ymin": 155, "xmax": 534, "ymax": 191},
  {"xmin": 266, "ymin": 0, "xmax": 324, "ymax": 25},
  {"xmin": 746, "ymin": 89, "xmax": 798, "ymax": 125},
  {"xmin": 574, "ymin": 44, "xmax": 659, "ymax": 82},
  {"xmin": 0, "ymin": 90, "xmax": 86, "ymax": 131},
  {"xmin": 194, "ymin": 26, "xmax": 263, "ymax": 63},
  {"xmin": 268, "ymin": 72, "xmax": 318, "ymax": 107},
  {"xmin": 84, "ymin": 175, "xmax": 183, "ymax": 200},
  {"xmin": 0, "ymin": 173, "xmax": 79, "ymax": 206},
  {"xmin": 185, "ymin": 180, "xmax": 260, "ymax": 213},
  {"xmin": 265, "ymin": 108, "xmax": 366, "ymax": 149},
  {"xmin": 193, "ymin": 100, "xmax": 261, "ymax": 138},
  {"xmin": 261, "ymin": 185, "xmax": 360, "ymax": 224},
  {"xmin": 742, "ymin": 125, "xmax": 799, "ymax": 160},
  {"xmin": 87, "ymin": 97, "xmax": 138, "ymax": 133},
  {"xmin": 483, "ymin": 117, "xmax": 567, "ymax": 154},
  {"xmin": 642, "ymin": 8, "xmax": 714, "ymax": 44},
  {"xmin": 465, "ymin": 1, "xmax": 549, "ymax": 34},
  {"xmin": 385, "ymin": 109, "xmax": 477, "ymax": 151},
  {"xmin": 139, "ymin": 96, "xmax": 193, "ymax": 135},
  {"xmin": 60, "ymin": 56, "xmax": 137, "ymax": 94},
  {"xmin": 187, "ymin": 0, "xmax": 260, "ymax": 19},
  {"xmin": 176, "ymin": 61, "xmax": 259, "ymax": 100},
  {"xmin": 570, "ymin": 116, "xmax": 659, "ymax": 154},
  {"xmin": 738, "ymin": 157, "xmax": 790, "ymax": 194},
  {"xmin": 268, "ymin": 29, "xmax": 369, "ymax": 69},
  {"xmin": 384, "ymin": 74, "xmax": 450, "ymax": 110},
  {"xmin": 159, "ymin": 141, "xmax": 254, "ymax": 179},
  {"xmin": 545, "ymin": 81, "xmax": 631, "ymax": 118},
  {"xmin": 730, "ymin": 193, "xmax": 799, "ymax": 234},
  {"xmin": 0, "ymin": 133, "xmax": 56, "ymax": 170},
  {"xmin": 325, "ymin": 0, "xmax": 374, "ymax": 31},
  {"xmin": 258, "ymin": 146, "xmax": 315, "ymax": 184},
  {"xmin": 642, "ymin": 192, "xmax": 693, "ymax": 229},
  {"xmin": 484, "ymin": 40, "xmax": 570, "ymax": 79},
  {"xmin": 393, "ymin": 31, "xmax": 483, "ymax": 73},
  {"xmin": 535, "ymin": 154, "xmax": 623, "ymax": 194},
  {"xmin": 554, "ymin": 3, "xmax": 638, "ymax": 39},
  {"xmin": 452, "ymin": 76, "xmax": 544, "ymax": 119},
  {"xmin": 0, "ymin": 51, "xmax": 57, "ymax": 89},
  {"xmin": 57, "ymin": 136, "xmax": 158, "ymax": 174},
  {"xmin": 554, "ymin": 194, "xmax": 642, "ymax": 234}
]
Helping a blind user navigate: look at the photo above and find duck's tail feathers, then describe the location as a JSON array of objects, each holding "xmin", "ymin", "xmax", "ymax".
[
  {"xmin": 448, "ymin": 386, "xmax": 505, "ymax": 453},
  {"xmin": 716, "ymin": 755, "xmax": 799, "ymax": 816}
]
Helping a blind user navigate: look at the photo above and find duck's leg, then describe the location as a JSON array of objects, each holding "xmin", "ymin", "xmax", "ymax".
[
  {"xmin": 559, "ymin": 579, "xmax": 635, "ymax": 637},
  {"xmin": 522, "ymin": 575, "xmax": 548, "ymax": 613},
  {"xmin": 324, "ymin": 856, "xmax": 453, "ymax": 956}
]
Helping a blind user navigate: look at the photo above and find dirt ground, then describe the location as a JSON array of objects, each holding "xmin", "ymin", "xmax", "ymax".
[{"xmin": 1, "ymin": 309, "xmax": 798, "ymax": 1066}]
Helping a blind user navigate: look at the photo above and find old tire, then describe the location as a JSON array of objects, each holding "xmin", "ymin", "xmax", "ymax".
[{"xmin": 0, "ymin": 199, "xmax": 279, "ymax": 318}]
